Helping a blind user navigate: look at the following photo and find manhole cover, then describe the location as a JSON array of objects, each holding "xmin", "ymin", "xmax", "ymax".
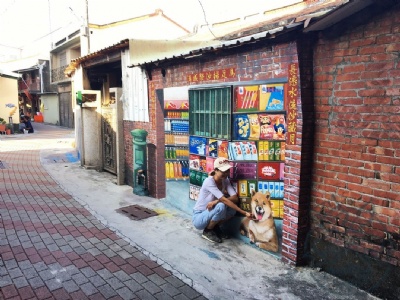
[{"xmin": 117, "ymin": 205, "xmax": 158, "ymax": 220}]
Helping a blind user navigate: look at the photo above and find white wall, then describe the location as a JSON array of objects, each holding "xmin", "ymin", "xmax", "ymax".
[{"xmin": 0, "ymin": 77, "xmax": 19, "ymax": 122}]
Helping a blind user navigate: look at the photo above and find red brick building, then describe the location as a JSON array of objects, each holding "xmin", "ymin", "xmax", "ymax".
[{"xmin": 123, "ymin": 1, "xmax": 399, "ymax": 298}]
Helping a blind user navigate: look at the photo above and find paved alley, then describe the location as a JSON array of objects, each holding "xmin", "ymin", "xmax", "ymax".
[
  {"xmin": 0, "ymin": 123, "xmax": 382, "ymax": 300},
  {"xmin": 0, "ymin": 124, "xmax": 204, "ymax": 300}
]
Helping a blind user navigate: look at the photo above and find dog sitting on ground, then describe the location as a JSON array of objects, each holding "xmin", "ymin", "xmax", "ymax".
[{"xmin": 240, "ymin": 191, "xmax": 278, "ymax": 252}]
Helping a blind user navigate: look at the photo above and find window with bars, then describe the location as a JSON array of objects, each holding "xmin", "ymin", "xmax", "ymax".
[{"xmin": 189, "ymin": 87, "xmax": 231, "ymax": 139}]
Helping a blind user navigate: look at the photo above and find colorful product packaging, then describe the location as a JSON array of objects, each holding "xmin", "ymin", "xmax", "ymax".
[
  {"xmin": 274, "ymin": 141, "xmax": 281, "ymax": 161},
  {"xmin": 247, "ymin": 180, "xmax": 257, "ymax": 196},
  {"xmin": 235, "ymin": 86, "xmax": 259, "ymax": 112},
  {"xmin": 232, "ymin": 162, "xmax": 257, "ymax": 180},
  {"xmin": 240, "ymin": 197, "xmax": 251, "ymax": 212},
  {"xmin": 208, "ymin": 139, "xmax": 218, "ymax": 157},
  {"xmin": 206, "ymin": 157, "xmax": 215, "ymax": 174},
  {"xmin": 259, "ymin": 84, "xmax": 285, "ymax": 111},
  {"xmin": 268, "ymin": 141, "xmax": 275, "ymax": 161},
  {"xmin": 238, "ymin": 180, "xmax": 248, "ymax": 197},
  {"xmin": 258, "ymin": 114, "xmax": 275, "ymax": 140},
  {"xmin": 189, "ymin": 155, "xmax": 200, "ymax": 170},
  {"xmin": 258, "ymin": 141, "xmax": 264, "ymax": 160},
  {"xmin": 233, "ymin": 114, "xmax": 250, "ymax": 140},
  {"xmin": 189, "ymin": 136, "xmax": 207, "ymax": 155},
  {"xmin": 218, "ymin": 140, "xmax": 229, "ymax": 158},
  {"xmin": 271, "ymin": 114, "xmax": 286, "ymax": 141},
  {"xmin": 279, "ymin": 182, "xmax": 284, "ymax": 198},
  {"xmin": 258, "ymin": 162, "xmax": 283, "ymax": 180},
  {"xmin": 248, "ymin": 114, "xmax": 260, "ymax": 140}
]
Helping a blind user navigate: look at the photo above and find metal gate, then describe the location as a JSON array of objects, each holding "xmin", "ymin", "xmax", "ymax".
[
  {"xmin": 59, "ymin": 92, "xmax": 74, "ymax": 128},
  {"xmin": 101, "ymin": 105, "xmax": 117, "ymax": 174}
]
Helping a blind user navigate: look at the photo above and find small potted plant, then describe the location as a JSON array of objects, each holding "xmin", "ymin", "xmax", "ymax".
[
  {"xmin": 6, "ymin": 123, "xmax": 12, "ymax": 135},
  {"xmin": 0, "ymin": 118, "xmax": 6, "ymax": 134}
]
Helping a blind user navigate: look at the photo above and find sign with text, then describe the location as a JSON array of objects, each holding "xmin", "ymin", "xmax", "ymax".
[
  {"xmin": 287, "ymin": 63, "xmax": 298, "ymax": 145},
  {"xmin": 187, "ymin": 68, "xmax": 236, "ymax": 83}
]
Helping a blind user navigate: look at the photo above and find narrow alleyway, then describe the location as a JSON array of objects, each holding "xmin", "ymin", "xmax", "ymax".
[
  {"xmin": 0, "ymin": 123, "xmax": 382, "ymax": 300},
  {"xmin": 0, "ymin": 124, "xmax": 204, "ymax": 300}
]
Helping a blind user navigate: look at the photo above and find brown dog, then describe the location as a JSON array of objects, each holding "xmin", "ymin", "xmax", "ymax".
[{"xmin": 240, "ymin": 191, "xmax": 278, "ymax": 252}]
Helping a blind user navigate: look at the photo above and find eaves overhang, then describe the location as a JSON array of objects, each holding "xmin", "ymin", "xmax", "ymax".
[
  {"xmin": 0, "ymin": 70, "xmax": 21, "ymax": 79},
  {"xmin": 64, "ymin": 39, "xmax": 129, "ymax": 77}
]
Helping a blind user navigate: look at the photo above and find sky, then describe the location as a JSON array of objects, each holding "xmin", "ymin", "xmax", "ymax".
[{"xmin": 0, "ymin": 0, "xmax": 300, "ymax": 50}]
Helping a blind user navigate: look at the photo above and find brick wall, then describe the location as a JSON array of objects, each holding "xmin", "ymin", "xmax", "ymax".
[
  {"xmin": 311, "ymin": 6, "xmax": 400, "ymax": 268},
  {"xmin": 126, "ymin": 40, "xmax": 307, "ymax": 265}
]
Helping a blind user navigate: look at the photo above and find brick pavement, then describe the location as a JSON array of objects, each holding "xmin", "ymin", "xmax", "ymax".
[{"xmin": 0, "ymin": 125, "xmax": 206, "ymax": 300}]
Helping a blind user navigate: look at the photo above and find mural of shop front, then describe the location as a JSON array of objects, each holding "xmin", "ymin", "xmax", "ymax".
[{"xmin": 132, "ymin": 31, "xmax": 308, "ymax": 266}]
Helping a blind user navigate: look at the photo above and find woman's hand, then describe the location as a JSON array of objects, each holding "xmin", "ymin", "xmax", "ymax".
[
  {"xmin": 206, "ymin": 200, "xmax": 217, "ymax": 211},
  {"xmin": 244, "ymin": 212, "xmax": 253, "ymax": 218}
]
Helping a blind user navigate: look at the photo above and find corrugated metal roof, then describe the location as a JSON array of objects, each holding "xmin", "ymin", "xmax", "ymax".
[
  {"xmin": 129, "ymin": 0, "xmax": 350, "ymax": 68},
  {"xmin": 0, "ymin": 69, "xmax": 20, "ymax": 79}
]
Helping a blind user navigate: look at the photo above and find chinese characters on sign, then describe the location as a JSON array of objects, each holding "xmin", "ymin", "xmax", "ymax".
[
  {"xmin": 187, "ymin": 68, "xmax": 236, "ymax": 83},
  {"xmin": 287, "ymin": 63, "xmax": 298, "ymax": 145},
  {"xmin": 149, "ymin": 82, "xmax": 156, "ymax": 128}
]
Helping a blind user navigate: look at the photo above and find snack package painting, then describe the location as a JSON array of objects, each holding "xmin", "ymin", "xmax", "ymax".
[
  {"xmin": 280, "ymin": 142, "xmax": 286, "ymax": 161},
  {"xmin": 262, "ymin": 141, "xmax": 269, "ymax": 161},
  {"xmin": 206, "ymin": 157, "xmax": 215, "ymax": 174},
  {"xmin": 247, "ymin": 180, "xmax": 257, "ymax": 196},
  {"xmin": 229, "ymin": 142, "xmax": 244, "ymax": 160},
  {"xmin": 258, "ymin": 114, "xmax": 274, "ymax": 140},
  {"xmin": 263, "ymin": 181, "xmax": 269, "ymax": 194},
  {"xmin": 258, "ymin": 162, "xmax": 282, "ymax": 180},
  {"xmin": 233, "ymin": 114, "xmax": 250, "ymax": 140},
  {"xmin": 258, "ymin": 141, "xmax": 264, "ymax": 160},
  {"xmin": 258, "ymin": 181, "xmax": 263, "ymax": 193},
  {"xmin": 248, "ymin": 114, "xmax": 260, "ymax": 140},
  {"xmin": 189, "ymin": 155, "xmax": 200, "ymax": 170},
  {"xmin": 218, "ymin": 140, "xmax": 229, "ymax": 158},
  {"xmin": 231, "ymin": 162, "xmax": 257, "ymax": 180},
  {"xmin": 280, "ymin": 163, "xmax": 285, "ymax": 180},
  {"xmin": 240, "ymin": 197, "xmax": 251, "ymax": 212},
  {"xmin": 268, "ymin": 141, "xmax": 275, "ymax": 161},
  {"xmin": 189, "ymin": 169, "xmax": 197, "ymax": 185},
  {"xmin": 269, "ymin": 181, "xmax": 275, "ymax": 198},
  {"xmin": 274, "ymin": 182, "xmax": 280, "ymax": 199},
  {"xmin": 240, "ymin": 142, "xmax": 252, "ymax": 160},
  {"xmin": 238, "ymin": 180, "xmax": 248, "ymax": 197},
  {"xmin": 248, "ymin": 141, "xmax": 258, "ymax": 160},
  {"xmin": 279, "ymin": 182, "xmax": 284, "ymax": 198},
  {"xmin": 235, "ymin": 86, "xmax": 259, "ymax": 112},
  {"xmin": 271, "ymin": 114, "xmax": 286, "ymax": 140},
  {"xmin": 189, "ymin": 136, "xmax": 207, "ymax": 155},
  {"xmin": 199, "ymin": 158, "xmax": 207, "ymax": 172},
  {"xmin": 274, "ymin": 141, "xmax": 281, "ymax": 161},
  {"xmin": 259, "ymin": 84, "xmax": 284, "ymax": 111},
  {"xmin": 208, "ymin": 139, "xmax": 218, "ymax": 157}
]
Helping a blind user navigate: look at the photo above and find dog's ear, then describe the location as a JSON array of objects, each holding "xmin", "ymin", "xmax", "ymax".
[
  {"xmin": 265, "ymin": 191, "xmax": 271, "ymax": 200},
  {"xmin": 251, "ymin": 190, "xmax": 256, "ymax": 197}
]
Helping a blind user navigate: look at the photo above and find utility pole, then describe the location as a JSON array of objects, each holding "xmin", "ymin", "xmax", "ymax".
[{"xmin": 81, "ymin": 0, "xmax": 90, "ymax": 55}]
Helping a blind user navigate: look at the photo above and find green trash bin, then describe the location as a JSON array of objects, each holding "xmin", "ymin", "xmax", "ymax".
[{"xmin": 131, "ymin": 129, "xmax": 149, "ymax": 196}]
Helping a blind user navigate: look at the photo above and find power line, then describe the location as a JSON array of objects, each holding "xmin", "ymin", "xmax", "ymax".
[{"xmin": 197, "ymin": 0, "xmax": 217, "ymax": 39}]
